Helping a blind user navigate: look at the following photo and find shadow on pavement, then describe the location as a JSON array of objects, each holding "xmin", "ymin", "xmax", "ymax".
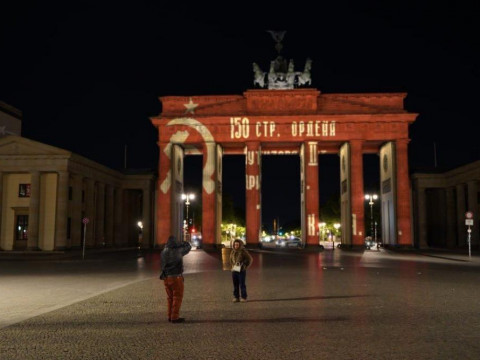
[{"xmin": 417, "ymin": 253, "xmax": 470, "ymax": 262}]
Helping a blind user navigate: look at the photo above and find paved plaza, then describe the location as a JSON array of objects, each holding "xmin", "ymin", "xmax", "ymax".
[{"xmin": 1, "ymin": 247, "xmax": 479, "ymax": 359}]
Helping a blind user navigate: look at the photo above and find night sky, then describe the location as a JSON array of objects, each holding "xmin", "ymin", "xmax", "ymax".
[{"xmin": 1, "ymin": 2, "xmax": 479, "ymax": 229}]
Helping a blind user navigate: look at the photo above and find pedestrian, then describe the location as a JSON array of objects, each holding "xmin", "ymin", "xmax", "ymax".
[
  {"xmin": 160, "ymin": 235, "xmax": 191, "ymax": 323},
  {"xmin": 229, "ymin": 239, "xmax": 253, "ymax": 303}
]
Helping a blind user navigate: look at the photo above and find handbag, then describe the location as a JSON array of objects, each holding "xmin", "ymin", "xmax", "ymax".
[
  {"xmin": 232, "ymin": 262, "xmax": 242, "ymax": 272},
  {"xmin": 159, "ymin": 270, "xmax": 167, "ymax": 280}
]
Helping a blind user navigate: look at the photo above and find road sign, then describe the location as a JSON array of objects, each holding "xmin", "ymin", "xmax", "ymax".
[
  {"xmin": 465, "ymin": 211, "xmax": 473, "ymax": 219},
  {"xmin": 466, "ymin": 219, "xmax": 474, "ymax": 226},
  {"xmin": 82, "ymin": 217, "xmax": 89, "ymax": 224}
]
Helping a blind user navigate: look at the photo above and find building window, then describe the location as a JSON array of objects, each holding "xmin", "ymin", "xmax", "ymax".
[
  {"xmin": 69, "ymin": 186, "xmax": 73, "ymax": 200},
  {"xmin": 19, "ymin": 184, "xmax": 31, "ymax": 197},
  {"xmin": 16, "ymin": 215, "xmax": 29, "ymax": 240}
]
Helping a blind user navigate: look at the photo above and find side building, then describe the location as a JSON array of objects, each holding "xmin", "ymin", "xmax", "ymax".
[
  {"xmin": 411, "ymin": 161, "xmax": 480, "ymax": 249},
  {"xmin": 0, "ymin": 136, "xmax": 155, "ymax": 251}
]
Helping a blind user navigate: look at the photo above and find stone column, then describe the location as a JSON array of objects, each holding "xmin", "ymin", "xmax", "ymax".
[
  {"xmin": 445, "ymin": 187, "xmax": 456, "ymax": 248},
  {"xmin": 105, "ymin": 185, "xmax": 114, "ymax": 246},
  {"xmin": 467, "ymin": 180, "xmax": 479, "ymax": 247},
  {"xmin": 202, "ymin": 142, "xmax": 220, "ymax": 247},
  {"xmin": 114, "ymin": 187, "xmax": 124, "ymax": 246},
  {"xmin": 415, "ymin": 182, "xmax": 429, "ymax": 249},
  {"xmin": 71, "ymin": 174, "xmax": 83, "ymax": 248},
  {"xmin": 396, "ymin": 139, "xmax": 413, "ymax": 246},
  {"xmin": 27, "ymin": 171, "xmax": 40, "ymax": 250},
  {"xmin": 245, "ymin": 142, "xmax": 261, "ymax": 246},
  {"xmin": 95, "ymin": 182, "xmax": 105, "ymax": 246},
  {"xmin": 54, "ymin": 171, "xmax": 70, "ymax": 250},
  {"xmin": 157, "ymin": 142, "xmax": 171, "ymax": 247},
  {"xmin": 142, "ymin": 186, "xmax": 151, "ymax": 249},
  {"xmin": 85, "ymin": 178, "xmax": 95, "ymax": 246},
  {"xmin": 304, "ymin": 141, "xmax": 319, "ymax": 246},
  {"xmin": 456, "ymin": 184, "xmax": 467, "ymax": 247},
  {"xmin": 349, "ymin": 140, "xmax": 365, "ymax": 246}
]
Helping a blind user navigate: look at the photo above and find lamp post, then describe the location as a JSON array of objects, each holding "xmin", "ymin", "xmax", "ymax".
[
  {"xmin": 181, "ymin": 193, "xmax": 195, "ymax": 241},
  {"xmin": 137, "ymin": 221, "xmax": 143, "ymax": 249},
  {"xmin": 334, "ymin": 223, "xmax": 341, "ymax": 249},
  {"xmin": 318, "ymin": 222, "xmax": 326, "ymax": 245},
  {"xmin": 365, "ymin": 194, "xmax": 378, "ymax": 242}
]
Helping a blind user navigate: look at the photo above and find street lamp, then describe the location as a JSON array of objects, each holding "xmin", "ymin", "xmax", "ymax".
[
  {"xmin": 137, "ymin": 221, "xmax": 143, "ymax": 249},
  {"xmin": 181, "ymin": 193, "xmax": 195, "ymax": 221},
  {"xmin": 318, "ymin": 222, "xmax": 326, "ymax": 245},
  {"xmin": 365, "ymin": 194, "xmax": 378, "ymax": 242},
  {"xmin": 333, "ymin": 223, "xmax": 341, "ymax": 248},
  {"xmin": 181, "ymin": 193, "xmax": 195, "ymax": 241}
]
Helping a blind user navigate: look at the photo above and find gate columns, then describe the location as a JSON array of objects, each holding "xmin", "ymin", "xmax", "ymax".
[
  {"xmin": 396, "ymin": 139, "xmax": 413, "ymax": 246},
  {"xmin": 350, "ymin": 140, "xmax": 365, "ymax": 246},
  {"xmin": 245, "ymin": 142, "xmax": 261, "ymax": 246},
  {"xmin": 202, "ymin": 143, "xmax": 222, "ymax": 247},
  {"xmin": 302, "ymin": 141, "xmax": 319, "ymax": 246}
]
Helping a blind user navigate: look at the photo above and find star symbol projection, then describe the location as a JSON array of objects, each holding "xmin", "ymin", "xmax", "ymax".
[{"xmin": 183, "ymin": 97, "xmax": 199, "ymax": 114}]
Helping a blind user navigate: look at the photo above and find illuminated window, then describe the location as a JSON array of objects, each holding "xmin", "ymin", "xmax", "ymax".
[{"xmin": 18, "ymin": 184, "xmax": 31, "ymax": 197}]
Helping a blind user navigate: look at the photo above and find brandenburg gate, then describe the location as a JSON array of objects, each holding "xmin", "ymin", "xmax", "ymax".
[{"xmin": 151, "ymin": 42, "xmax": 417, "ymax": 248}]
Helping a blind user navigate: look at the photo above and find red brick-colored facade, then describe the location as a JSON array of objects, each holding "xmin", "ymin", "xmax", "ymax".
[{"xmin": 152, "ymin": 89, "xmax": 417, "ymax": 248}]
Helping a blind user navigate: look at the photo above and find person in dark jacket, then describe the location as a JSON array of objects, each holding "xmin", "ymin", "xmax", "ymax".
[
  {"xmin": 160, "ymin": 235, "xmax": 191, "ymax": 323},
  {"xmin": 229, "ymin": 239, "xmax": 253, "ymax": 302}
]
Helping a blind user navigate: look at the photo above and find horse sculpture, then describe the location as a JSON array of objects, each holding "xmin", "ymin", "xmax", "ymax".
[
  {"xmin": 297, "ymin": 58, "xmax": 312, "ymax": 87},
  {"xmin": 286, "ymin": 59, "xmax": 296, "ymax": 88},
  {"xmin": 253, "ymin": 63, "xmax": 266, "ymax": 88}
]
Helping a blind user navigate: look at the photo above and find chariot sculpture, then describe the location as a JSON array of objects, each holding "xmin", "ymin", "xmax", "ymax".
[{"xmin": 253, "ymin": 31, "xmax": 312, "ymax": 90}]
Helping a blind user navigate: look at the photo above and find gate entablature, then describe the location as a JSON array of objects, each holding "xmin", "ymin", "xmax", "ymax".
[{"xmin": 151, "ymin": 88, "xmax": 417, "ymax": 249}]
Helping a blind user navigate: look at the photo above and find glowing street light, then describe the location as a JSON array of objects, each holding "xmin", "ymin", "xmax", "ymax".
[
  {"xmin": 181, "ymin": 193, "xmax": 195, "ymax": 221},
  {"xmin": 181, "ymin": 193, "xmax": 195, "ymax": 241},
  {"xmin": 137, "ymin": 220, "xmax": 143, "ymax": 249},
  {"xmin": 318, "ymin": 222, "xmax": 326, "ymax": 244},
  {"xmin": 365, "ymin": 194, "xmax": 378, "ymax": 242},
  {"xmin": 333, "ymin": 223, "xmax": 341, "ymax": 249}
]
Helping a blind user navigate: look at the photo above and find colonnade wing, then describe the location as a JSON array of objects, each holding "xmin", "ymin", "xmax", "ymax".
[{"xmin": 380, "ymin": 142, "xmax": 397, "ymax": 245}]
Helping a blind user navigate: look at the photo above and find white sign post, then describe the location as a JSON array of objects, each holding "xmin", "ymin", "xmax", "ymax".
[
  {"xmin": 82, "ymin": 217, "xmax": 89, "ymax": 260},
  {"xmin": 465, "ymin": 212, "xmax": 473, "ymax": 259}
]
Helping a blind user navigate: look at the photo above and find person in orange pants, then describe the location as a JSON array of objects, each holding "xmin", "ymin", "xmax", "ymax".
[{"xmin": 160, "ymin": 235, "xmax": 191, "ymax": 323}]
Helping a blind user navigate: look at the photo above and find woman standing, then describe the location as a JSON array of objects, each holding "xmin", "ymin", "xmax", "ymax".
[{"xmin": 229, "ymin": 239, "xmax": 253, "ymax": 303}]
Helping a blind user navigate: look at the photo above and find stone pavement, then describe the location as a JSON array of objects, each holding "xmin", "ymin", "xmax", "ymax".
[{"xmin": 1, "ymin": 248, "xmax": 480, "ymax": 359}]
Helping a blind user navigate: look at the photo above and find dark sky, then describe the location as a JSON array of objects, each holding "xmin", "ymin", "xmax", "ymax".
[{"xmin": 1, "ymin": 1, "xmax": 479, "ymax": 229}]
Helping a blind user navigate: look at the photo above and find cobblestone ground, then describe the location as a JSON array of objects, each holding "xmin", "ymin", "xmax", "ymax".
[{"xmin": 1, "ymin": 249, "xmax": 480, "ymax": 359}]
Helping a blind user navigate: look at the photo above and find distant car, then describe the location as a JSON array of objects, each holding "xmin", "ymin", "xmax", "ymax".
[
  {"xmin": 260, "ymin": 235, "xmax": 274, "ymax": 243},
  {"xmin": 319, "ymin": 239, "xmax": 341, "ymax": 250},
  {"xmin": 364, "ymin": 236, "xmax": 377, "ymax": 250},
  {"xmin": 190, "ymin": 233, "xmax": 202, "ymax": 249},
  {"xmin": 276, "ymin": 237, "xmax": 302, "ymax": 248}
]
